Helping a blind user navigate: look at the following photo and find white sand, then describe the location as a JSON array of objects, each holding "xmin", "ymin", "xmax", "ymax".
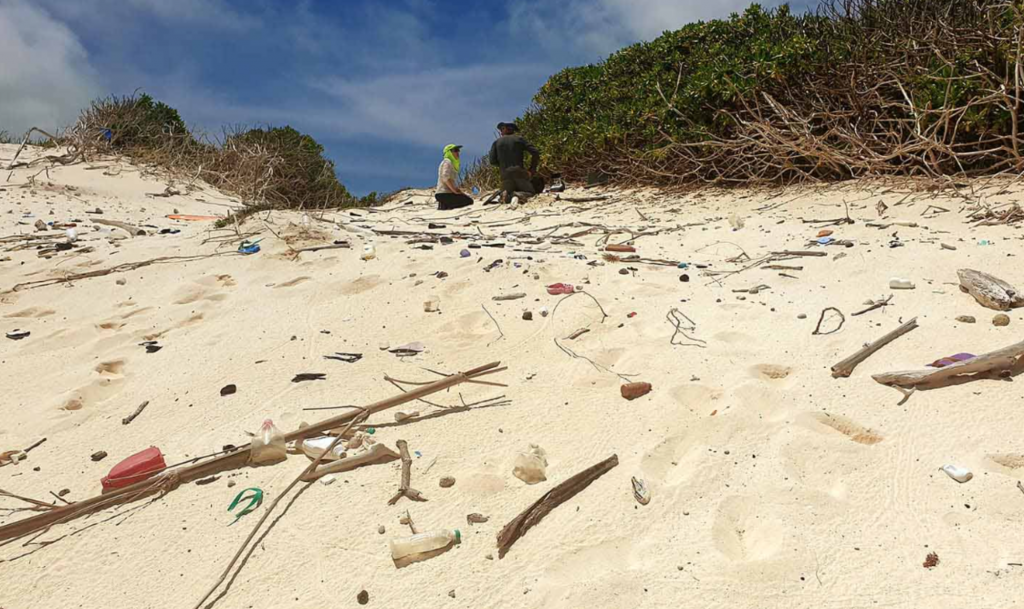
[{"xmin": 1, "ymin": 144, "xmax": 1023, "ymax": 608}]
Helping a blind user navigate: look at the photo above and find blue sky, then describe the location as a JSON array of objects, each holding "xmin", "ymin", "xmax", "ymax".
[{"xmin": 0, "ymin": 0, "xmax": 809, "ymax": 196}]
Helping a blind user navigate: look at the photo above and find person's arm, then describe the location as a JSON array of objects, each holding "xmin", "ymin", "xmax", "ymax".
[
  {"xmin": 488, "ymin": 141, "xmax": 499, "ymax": 167},
  {"xmin": 524, "ymin": 139, "xmax": 540, "ymax": 173}
]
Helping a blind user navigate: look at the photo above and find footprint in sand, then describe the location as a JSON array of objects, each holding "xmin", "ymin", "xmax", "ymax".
[
  {"xmin": 712, "ymin": 330, "xmax": 756, "ymax": 344},
  {"xmin": 458, "ymin": 472, "xmax": 506, "ymax": 496},
  {"xmin": 750, "ymin": 363, "xmax": 792, "ymax": 382},
  {"xmin": 712, "ymin": 495, "xmax": 785, "ymax": 561},
  {"xmin": 986, "ymin": 453, "xmax": 1024, "ymax": 474},
  {"xmin": 96, "ymin": 320, "xmax": 126, "ymax": 331},
  {"xmin": 3, "ymin": 306, "xmax": 55, "ymax": 318},
  {"xmin": 60, "ymin": 359, "xmax": 129, "ymax": 411},
  {"xmin": 338, "ymin": 275, "xmax": 381, "ymax": 295},
  {"xmin": 803, "ymin": 412, "xmax": 883, "ymax": 445},
  {"xmin": 274, "ymin": 276, "xmax": 312, "ymax": 289}
]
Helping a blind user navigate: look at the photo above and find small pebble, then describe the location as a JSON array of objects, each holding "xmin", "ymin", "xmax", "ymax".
[
  {"xmin": 227, "ymin": 480, "xmax": 236, "ymax": 488},
  {"xmin": 956, "ymin": 315, "xmax": 976, "ymax": 324},
  {"xmin": 522, "ymin": 311, "xmax": 533, "ymax": 321},
  {"xmin": 439, "ymin": 476, "xmax": 456, "ymax": 488},
  {"xmin": 993, "ymin": 314, "xmax": 1011, "ymax": 327},
  {"xmin": 116, "ymin": 278, "xmax": 127, "ymax": 286},
  {"xmin": 90, "ymin": 451, "xmax": 107, "ymax": 462},
  {"xmin": 58, "ymin": 488, "xmax": 70, "ymax": 497},
  {"xmin": 378, "ymin": 525, "xmax": 385, "ymax": 534},
  {"xmin": 798, "ymin": 314, "xmax": 807, "ymax": 319},
  {"xmin": 448, "ymin": 590, "xmax": 456, "ymax": 599},
  {"xmin": 485, "ymin": 553, "xmax": 494, "ymax": 560},
  {"xmin": 357, "ymin": 590, "xmax": 369, "ymax": 605},
  {"xmin": 619, "ymin": 268, "xmax": 629, "ymax": 275}
]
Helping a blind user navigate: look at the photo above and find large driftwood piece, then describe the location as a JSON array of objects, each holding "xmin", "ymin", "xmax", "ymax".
[
  {"xmin": 958, "ymin": 269, "xmax": 1024, "ymax": 311},
  {"xmin": 92, "ymin": 219, "xmax": 148, "ymax": 237},
  {"xmin": 301, "ymin": 442, "xmax": 399, "ymax": 481},
  {"xmin": 387, "ymin": 440, "xmax": 427, "ymax": 505},
  {"xmin": 872, "ymin": 339, "xmax": 1024, "ymax": 388},
  {"xmin": 0, "ymin": 361, "xmax": 504, "ymax": 544},
  {"xmin": 497, "ymin": 454, "xmax": 618, "ymax": 559},
  {"xmin": 831, "ymin": 317, "xmax": 918, "ymax": 378}
]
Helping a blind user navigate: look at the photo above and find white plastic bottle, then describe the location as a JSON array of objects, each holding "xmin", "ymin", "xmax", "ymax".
[
  {"xmin": 390, "ymin": 529, "xmax": 460, "ymax": 561},
  {"xmin": 361, "ymin": 243, "xmax": 377, "ymax": 260}
]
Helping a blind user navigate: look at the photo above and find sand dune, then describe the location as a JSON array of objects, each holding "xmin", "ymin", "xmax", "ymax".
[{"xmin": 2, "ymin": 143, "xmax": 1023, "ymax": 608}]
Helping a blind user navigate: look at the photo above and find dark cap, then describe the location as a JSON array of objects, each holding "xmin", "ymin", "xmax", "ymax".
[{"xmin": 497, "ymin": 122, "xmax": 518, "ymax": 133}]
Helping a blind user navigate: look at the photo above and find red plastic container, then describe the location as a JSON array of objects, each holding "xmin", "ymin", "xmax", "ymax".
[{"xmin": 101, "ymin": 446, "xmax": 166, "ymax": 491}]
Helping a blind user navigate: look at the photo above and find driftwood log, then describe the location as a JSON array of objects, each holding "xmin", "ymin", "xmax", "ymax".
[
  {"xmin": 957, "ymin": 269, "xmax": 1024, "ymax": 311},
  {"xmin": 872, "ymin": 339, "xmax": 1024, "ymax": 388},
  {"xmin": 0, "ymin": 361, "xmax": 504, "ymax": 544},
  {"xmin": 92, "ymin": 218, "xmax": 148, "ymax": 237},
  {"xmin": 387, "ymin": 439, "xmax": 427, "ymax": 505},
  {"xmin": 831, "ymin": 317, "xmax": 918, "ymax": 378},
  {"xmin": 497, "ymin": 454, "xmax": 618, "ymax": 559}
]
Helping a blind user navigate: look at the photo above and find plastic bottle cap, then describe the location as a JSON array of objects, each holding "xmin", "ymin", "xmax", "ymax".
[
  {"xmin": 454, "ymin": 529, "xmax": 461, "ymax": 544},
  {"xmin": 366, "ymin": 427, "xmax": 376, "ymax": 435}
]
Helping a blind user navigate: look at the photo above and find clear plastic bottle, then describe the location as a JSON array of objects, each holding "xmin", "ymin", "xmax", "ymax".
[
  {"xmin": 249, "ymin": 419, "xmax": 287, "ymax": 465},
  {"xmin": 389, "ymin": 529, "xmax": 460, "ymax": 561}
]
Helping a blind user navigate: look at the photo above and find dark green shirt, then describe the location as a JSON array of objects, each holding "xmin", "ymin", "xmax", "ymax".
[{"xmin": 489, "ymin": 135, "xmax": 540, "ymax": 172}]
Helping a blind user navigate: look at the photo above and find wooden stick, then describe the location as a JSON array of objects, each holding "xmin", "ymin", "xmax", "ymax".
[
  {"xmin": 5, "ymin": 127, "xmax": 59, "ymax": 171},
  {"xmin": 23, "ymin": 438, "xmax": 46, "ymax": 453},
  {"xmin": 387, "ymin": 440, "xmax": 427, "ymax": 505},
  {"xmin": 497, "ymin": 454, "xmax": 618, "ymax": 559},
  {"xmin": 567, "ymin": 328, "xmax": 590, "ymax": 340},
  {"xmin": 771, "ymin": 250, "xmax": 828, "ymax": 257},
  {"xmin": 872, "ymin": 339, "xmax": 1024, "ymax": 388},
  {"xmin": 291, "ymin": 243, "xmax": 350, "ymax": 254},
  {"xmin": 851, "ymin": 294, "xmax": 894, "ymax": 317},
  {"xmin": 122, "ymin": 401, "xmax": 150, "ymax": 425},
  {"xmin": 764, "ymin": 264, "xmax": 803, "ymax": 271},
  {"xmin": 92, "ymin": 218, "xmax": 147, "ymax": 237},
  {"xmin": 0, "ymin": 361, "xmax": 503, "ymax": 543},
  {"xmin": 831, "ymin": 317, "xmax": 918, "ymax": 378}
]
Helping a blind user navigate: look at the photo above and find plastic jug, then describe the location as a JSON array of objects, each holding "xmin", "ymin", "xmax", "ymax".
[
  {"xmin": 513, "ymin": 444, "xmax": 548, "ymax": 484},
  {"xmin": 101, "ymin": 446, "xmax": 166, "ymax": 491},
  {"xmin": 390, "ymin": 529, "xmax": 460, "ymax": 561},
  {"xmin": 249, "ymin": 419, "xmax": 287, "ymax": 465}
]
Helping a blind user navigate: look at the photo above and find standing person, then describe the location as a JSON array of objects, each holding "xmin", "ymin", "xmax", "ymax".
[
  {"xmin": 434, "ymin": 144, "xmax": 473, "ymax": 211},
  {"xmin": 489, "ymin": 122, "xmax": 544, "ymax": 203}
]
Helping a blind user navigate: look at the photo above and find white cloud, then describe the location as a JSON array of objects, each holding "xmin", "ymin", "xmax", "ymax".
[
  {"xmin": 34, "ymin": 0, "xmax": 260, "ymax": 31},
  {"xmin": 311, "ymin": 64, "xmax": 551, "ymax": 154},
  {"xmin": 509, "ymin": 0, "xmax": 786, "ymax": 59},
  {"xmin": 0, "ymin": 0, "xmax": 101, "ymax": 134}
]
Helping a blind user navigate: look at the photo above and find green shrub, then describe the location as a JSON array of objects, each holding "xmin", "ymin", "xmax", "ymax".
[{"xmin": 518, "ymin": 0, "xmax": 1024, "ymax": 185}]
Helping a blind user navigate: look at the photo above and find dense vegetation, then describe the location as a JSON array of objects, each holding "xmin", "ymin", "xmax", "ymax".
[
  {"xmin": 510, "ymin": 0, "xmax": 1024, "ymax": 187},
  {"xmin": 59, "ymin": 93, "xmax": 356, "ymax": 219}
]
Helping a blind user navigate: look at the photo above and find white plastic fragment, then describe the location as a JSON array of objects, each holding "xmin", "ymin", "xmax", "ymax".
[{"xmin": 941, "ymin": 465, "xmax": 973, "ymax": 483}]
